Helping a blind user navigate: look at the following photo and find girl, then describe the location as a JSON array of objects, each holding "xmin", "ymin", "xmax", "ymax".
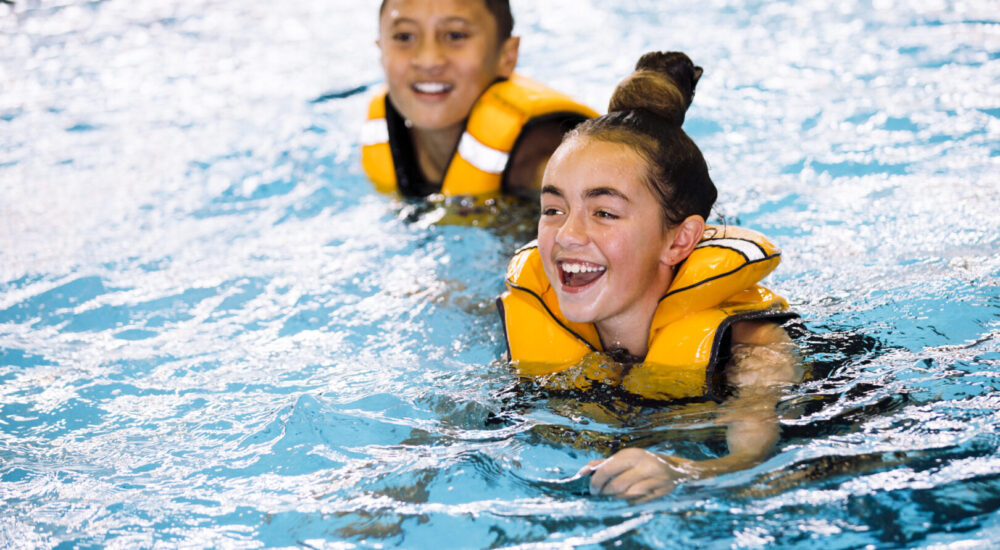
[{"xmin": 498, "ymin": 52, "xmax": 802, "ymax": 501}]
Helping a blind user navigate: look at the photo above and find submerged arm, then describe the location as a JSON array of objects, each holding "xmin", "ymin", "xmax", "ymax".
[{"xmin": 581, "ymin": 320, "xmax": 802, "ymax": 502}]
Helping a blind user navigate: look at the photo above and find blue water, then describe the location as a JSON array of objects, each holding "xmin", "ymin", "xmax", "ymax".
[{"xmin": 2, "ymin": 0, "xmax": 999, "ymax": 548}]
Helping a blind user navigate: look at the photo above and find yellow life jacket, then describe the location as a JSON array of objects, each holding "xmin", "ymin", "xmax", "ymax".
[
  {"xmin": 360, "ymin": 73, "xmax": 598, "ymax": 198},
  {"xmin": 497, "ymin": 225, "xmax": 794, "ymax": 401}
]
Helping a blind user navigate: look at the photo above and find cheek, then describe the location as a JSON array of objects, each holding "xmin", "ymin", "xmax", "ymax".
[
  {"xmin": 388, "ymin": 54, "xmax": 408, "ymax": 74},
  {"xmin": 595, "ymin": 232, "xmax": 627, "ymax": 260},
  {"xmin": 458, "ymin": 48, "xmax": 500, "ymax": 85},
  {"xmin": 380, "ymin": 47, "xmax": 408, "ymax": 70},
  {"xmin": 536, "ymin": 232, "xmax": 552, "ymax": 263},
  {"xmin": 536, "ymin": 219, "xmax": 556, "ymax": 244},
  {"xmin": 536, "ymin": 227, "xmax": 558, "ymax": 276},
  {"xmin": 381, "ymin": 59, "xmax": 402, "ymax": 85},
  {"xmin": 602, "ymin": 229, "xmax": 652, "ymax": 272}
]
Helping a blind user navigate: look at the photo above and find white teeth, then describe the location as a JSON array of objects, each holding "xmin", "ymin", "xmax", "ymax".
[
  {"xmin": 413, "ymin": 82, "xmax": 451, "ymax": 94},
  {"xmin": 561, "ymin": 263, "xmax": 606, "ymax": 274}
]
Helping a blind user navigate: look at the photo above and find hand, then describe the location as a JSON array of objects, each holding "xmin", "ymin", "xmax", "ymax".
[{"xmin": 578, "ymin": 448, "xmax": 697, "ymax": 502}]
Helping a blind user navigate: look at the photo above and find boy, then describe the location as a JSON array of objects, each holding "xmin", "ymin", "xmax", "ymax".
[{"xmin": 361, "ymin": 0, "xmax": 598, "ymax": 201}]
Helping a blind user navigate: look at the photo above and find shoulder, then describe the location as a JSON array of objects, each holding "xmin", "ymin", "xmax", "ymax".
[
  {"xmin": 730, "ymin": 320, "xmax": 789, "ymax": 347},
  {"xmin": 505, "ymin": 120, "xmax": 570, "ymax": 199},
  {"xmin": 727, "ymin": 321, "xmax": 802, "ymax": 389},
  {"xmin": 475, "ymin": 75, "xmax": 598, "ymax": 198}
]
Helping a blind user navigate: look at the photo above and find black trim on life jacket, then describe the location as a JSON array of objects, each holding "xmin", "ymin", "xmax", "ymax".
[
  {"xmin": 659, "ymin": 250, "xmax": 782, "ymax": 304},
  {"xmin": 704, "ymin": 309, "xmax": 800, "ymax": 402},
  {"xmin": 384, "ymin": 97, "xmax": 432, "ymax": 197},
  {"xmin": 708, "ymin": 325, "xmax": 734, "ymax": 403},
  {"xmin": 496, "ymin": 297, "xmax": 511, "ymax": 361},
  {"xmin": 499, "ymin": 279, "xmax": 601, "ymax": 357},
  {"xmin": 384, "ymin": 78, "xmax": 511, "ymax": 198}
]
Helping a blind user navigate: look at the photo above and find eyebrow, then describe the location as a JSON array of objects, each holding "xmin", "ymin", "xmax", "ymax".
[
  {"xmin": 439, "ymin": 16, "xmax": 474, "ymax": 26},
  {"xmin": 540, "ymin": 185, "xmax": 563, "ymax": 197},
  {"xmin": 585, "ymin": 187, "xmax": 630, "ymax": 202},
  {"xmin": 389, "ymin": 16, "xmax": 474, "ymax": 27},
  {"xmin": 541, "ymin": 185, "xmax": 631, "ymax": 202},
  {"xmin": 389, "ymin": 17, "xmax": 418, "ymax": 27}
]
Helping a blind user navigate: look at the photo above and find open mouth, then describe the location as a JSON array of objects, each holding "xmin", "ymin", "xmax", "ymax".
[
  {"xmin": 558, "ymin": 260, "xmax": 606, "ymax": 288},
  {"xmin": 412, "ymin": 82, "xmax": 453, "ymax": 96}
]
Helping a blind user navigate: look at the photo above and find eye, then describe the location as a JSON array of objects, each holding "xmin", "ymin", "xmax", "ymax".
[
  {"xmin": 443, "ymin": 30, "xmax": 470, "ymax": 42},
  {"xmin": 542, "ymin": 206, "xmax": 564, "ymax": 216},
  {"xmin": 391, "ymin": 31, "xmax": 415, "ymax": 44},
  {"xmin": 595, "ymin": 210, "xmax": 619, "ymax": 219}
]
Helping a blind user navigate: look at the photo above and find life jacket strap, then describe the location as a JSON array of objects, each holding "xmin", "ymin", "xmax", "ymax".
[
  {"xmin": 457, "ymin": 132, "xmax": 509, "ymax": 175},
  {"xmin": 694, "ymin": 237, "xmax": 768, "ymax": 262},
  {"xmin": 361, "ymin": 118, "xmax": 389, "ymax": 147}
]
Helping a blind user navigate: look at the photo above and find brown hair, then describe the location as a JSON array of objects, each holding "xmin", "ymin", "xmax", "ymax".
[
  {"xmin": 379, "ymin": 0, "xmax": 514, "ymax": 42},
  {"xmin": 569, "ymin": 51, "xmax": 716, "ymax": 227}
]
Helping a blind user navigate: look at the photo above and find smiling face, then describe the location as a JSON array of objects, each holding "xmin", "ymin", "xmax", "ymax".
[
  {"xmin": 538, "ymin": 136, "xmax": 683, "ymax": 352},
  {"xmin": 378, "ymin": 0, "xmax": 518, "ymax": 134}
]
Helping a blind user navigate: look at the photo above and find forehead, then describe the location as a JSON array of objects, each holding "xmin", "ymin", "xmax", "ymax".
[
  {"xmin": 545, "ymin": 137, "xmax": 650, "ymax": 194},
  {"xmin": 380, "ymin": 0, "xmax": 494, "ymax": 26}
]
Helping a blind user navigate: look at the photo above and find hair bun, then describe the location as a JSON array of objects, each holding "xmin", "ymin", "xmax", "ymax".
[{"xmin": 607, "ymin": 51, "xmax": 704, "ymax": 126}]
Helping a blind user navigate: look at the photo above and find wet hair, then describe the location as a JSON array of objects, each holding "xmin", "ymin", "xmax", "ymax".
[
  {"xmin": 568, "ymin": 51, "xmax": 716, "ymax": 227},
  {"xmin": 379, "ymin": 0, "xmax": 514, "ymax": 42}
]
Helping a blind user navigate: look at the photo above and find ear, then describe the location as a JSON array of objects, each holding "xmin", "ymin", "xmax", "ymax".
[
  {"xmin": 497, "ymin": 36, "xmax": 520, "ymax": 78},
  {"xmin": 660, "ymin": 215, "xmax": 706, "ymax": 267}
]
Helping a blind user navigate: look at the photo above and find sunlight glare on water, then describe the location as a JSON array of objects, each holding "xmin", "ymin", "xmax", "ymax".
[{"xmin": 2, "ymin": 0, "xmax": 999, "ymax": 548}]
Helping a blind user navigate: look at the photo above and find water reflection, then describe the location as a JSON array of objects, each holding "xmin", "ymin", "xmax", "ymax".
[{"xmin": 2, "ymin": 0, "xmax": 999, "ymax": 547}]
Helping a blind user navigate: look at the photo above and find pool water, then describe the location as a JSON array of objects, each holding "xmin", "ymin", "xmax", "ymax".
[{"xmin": 2, "ymin": 0, "xmax": 999, "ymax": 547}]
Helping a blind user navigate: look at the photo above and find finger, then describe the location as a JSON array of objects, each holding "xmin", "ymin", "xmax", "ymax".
[
  {"xmin": 621, "ymin": 477, "xmax": 677, "ymax": 503},
  {"xmin": 600, "ymin": 467, "xmax": 652, "ymax": 497},
  {"xmin": 588, "ymin": 448, "xmax": 663, "ymax": 494},
  {"xmin": 588, "ymin": 448, "xmax": 664, "ymax": 491},
  {"xmin": 576, "ymin": 458, "xmax": 605, "ymax": 476},
  {"xmin": 588, "ymin": 456, "xmax": 638, "ymax": 495}
]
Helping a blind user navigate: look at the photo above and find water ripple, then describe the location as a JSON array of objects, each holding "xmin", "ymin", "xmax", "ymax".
[{"xmin": 2, "ymin": 0, "xmax": 999, "ymax": 548}]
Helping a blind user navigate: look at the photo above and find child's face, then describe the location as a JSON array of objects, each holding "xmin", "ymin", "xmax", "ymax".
[
  {"xmin": 538, "ymin": 137, "xmax": 676, "ymax": 333},
  {"xmin": 378, "ymin": 0, "xmax": 518, "ymax": 133}
]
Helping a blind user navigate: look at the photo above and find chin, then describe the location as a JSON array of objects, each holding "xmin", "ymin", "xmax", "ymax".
[
  {"xmin": 414, "ymin": 114, "xmax": 465, "ymax": 132},
  {"xmin": 558, "ymin": 301, "xmax": 599, "ymax": 325}
]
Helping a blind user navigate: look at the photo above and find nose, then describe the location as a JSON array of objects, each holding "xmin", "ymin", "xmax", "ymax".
[
  {"xmin": 412, "ymin": 37, "xmax": 445, "ymax": 71},
  {"xmin": 555, "ymin": 211, "xmax": 588, "ymax": 248}
]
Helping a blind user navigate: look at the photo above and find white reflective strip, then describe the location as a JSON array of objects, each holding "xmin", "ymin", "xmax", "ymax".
[
  {"xmin": 696, "ymin": 238, "xmax": 766, "ymax": 262},
  {"xmin": 457, "ymin": 132, "xmax": 509, "ymax": 174},
  {"xmin": 361, "ymin": 119, "xmax": 389, "ymax": 146}
]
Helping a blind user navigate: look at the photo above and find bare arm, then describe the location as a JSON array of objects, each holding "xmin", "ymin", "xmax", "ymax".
[{"xmin": 581, "ymin": 320, "xmax": 802, "ymax": 502}]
